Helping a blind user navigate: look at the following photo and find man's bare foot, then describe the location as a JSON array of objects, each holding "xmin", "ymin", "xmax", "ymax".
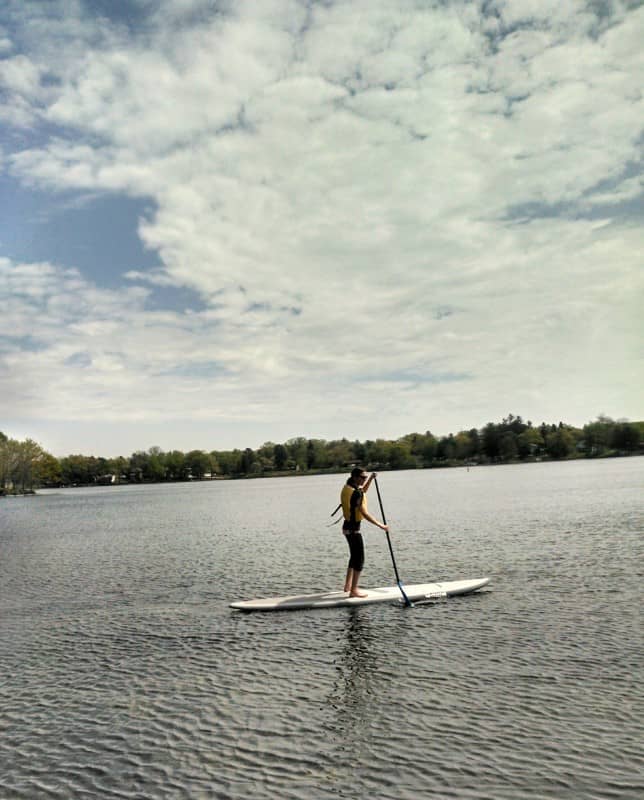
[{"xmin": 350, "ymin": 590, "xmax": 368, "ymax": 598}]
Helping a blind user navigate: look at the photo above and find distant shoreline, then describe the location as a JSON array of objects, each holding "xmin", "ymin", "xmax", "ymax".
[
  {"xmin": 2, "ymin": 415, "xmax": 642, "ymax": 495},
  {"xmin": 6, "ymin": 451, "xmax": 641, "ymax": 495}
]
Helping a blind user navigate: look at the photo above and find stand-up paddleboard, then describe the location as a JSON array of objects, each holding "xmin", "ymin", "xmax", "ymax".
[{"xmin": 230, "ymin": 577, "xmax": 489, "ymax": 612}]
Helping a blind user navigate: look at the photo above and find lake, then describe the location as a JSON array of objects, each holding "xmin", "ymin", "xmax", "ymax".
[{"xmin": 1, "ymin": 458, "xmax": 642, "ymax": 799}]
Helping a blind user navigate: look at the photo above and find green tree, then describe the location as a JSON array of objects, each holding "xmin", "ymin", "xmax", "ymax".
[
  {"xmin": 60, "ymin": 454, "xmax": 99, "ymax": 485},
  {"xmin": 128, "ymin": 451, "xmax": 147, "ymax": 482},
  {"xmin": 185, "ymin": 450, "xmax": 211, "ymax": 479},
  {"xmin": 256, "ymin": 443, "xmax": 276, "ymax": 471},
  {"xmin": 326, "ymin": 439, "xmax": 355, "ymax": 468},
  {"xmin": 146, "ymin": 447, "xmax": 167, "ymax": 482},
  {"xmin": 239, "ymin": 448, "xmax": 255, "ymax": 474},
  {"xmin": 164, "ymin": 450, "xmax": 188, "ymax": 481},
  {"xmin": 129, "ymin": 449, "xmax": 165, "ymax": 482},
  {"xmin": 35, "ymin": 451, "xmax": 62, "ymax": 487},
  {"xmin": 306, "ymin": 439, "xmax": 328, "ymax": 469},
  {"xmin": 465, "ymin": 428, "xmax": 481, "ymax": 459},
  {"xmin": 611, "ymin": 422, "xmax": 640, "ymax": 452},
  {"xmin": 9, "ymin": 439, "xmax": 47, "ymax": 491},
  {"xmin": 352, "ymin": 439, "xmax": 366, "ymax": 464},
  {"xmin": 436, "ymin": 435, "xmax": 457, "ymax": 460},
  {"xmin": 517, "ymin": 428, "xmax": 545, "ymax": 458},
  {"xmin": 582, "ymin": 417, "xmax": 613, "ymax": 456},
  {"xmin": 546, "ymin": 428, "xmax": 574, "ymax": 459},
  {"xmin": 364, "ymin": 439, "xmax": 391, "ymax": 467},
  {"xmin": 453, "ymin": 430, "xmax": 477, "ymax": 460},
  {"xmin": 273, "ymin": 444, "xmax": 288, "ymax": 470},
  {"xmin": 402, "ymin": 432, "xmax": 437, "ymax": 465},
  {"xmin": 216, "ymin": 449, "xmax": 243, "ymax": 475},
  {"xmin": 108, "ymin": 456, "xmax": 130, "ymax": 483},
  {"xmin": 0, "ymin": 434, "xmax": 17, "ymax": 491},
  {"xmin": 209, "ymin": 452, "xmax": 221, "ymax": 477},
  {"xmin": 230, "ymin": 449, "xmax": 244, "ymax": 474},
  {"xmin": 420, "ymin": 432, "xmax": 438, "ymax": 464},
  {"xmin": 389, "ymin": 440, "xmax": 416, "ymax": 469},
  {"xmin": 498, "ymin": 432, "xmax": 518, "ymax": 461},
  {"xmin": 503, "ymin": 414, "xmax": 528, "ymax": 436},
  {"xmin": 482, "ymin": 422, "xmax": 500, "ymax": 460},
  {"xmin": 286, "ymin": 437, "xmax": 308, "ymax": 471}
]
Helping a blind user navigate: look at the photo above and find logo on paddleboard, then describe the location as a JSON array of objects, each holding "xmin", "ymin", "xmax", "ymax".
[{"xmin": 424, "ymin": 591, "xmax": 448, "ymax": 600}]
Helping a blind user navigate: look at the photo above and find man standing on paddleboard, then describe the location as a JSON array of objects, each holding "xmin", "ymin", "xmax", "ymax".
[{"xmin": 341, "ymin": 467, "xmax": 389, "ymax": 597}]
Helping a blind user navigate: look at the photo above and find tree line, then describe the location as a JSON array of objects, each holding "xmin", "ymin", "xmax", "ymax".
[
  {"xmin": 0, "ymin": 432, "xmax": 61, "ymax": 494},
  {"xmin": 1, "ymin": 415, "xmax": 642, "ymax": 492}
]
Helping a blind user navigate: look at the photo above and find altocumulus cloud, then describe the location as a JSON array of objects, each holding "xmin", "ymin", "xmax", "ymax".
[{"xmin": 0, "ymin": 0, "xmax": 642, "ymax": 454}]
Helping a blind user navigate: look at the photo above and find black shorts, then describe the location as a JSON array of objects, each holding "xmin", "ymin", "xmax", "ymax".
[{"xmin": 344, "ymin": 531, "xmax": 365, "ymax": 572}]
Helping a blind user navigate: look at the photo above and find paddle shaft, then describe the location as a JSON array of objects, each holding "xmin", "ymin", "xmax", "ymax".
[{"xmin": 373, "ymin": 477, "xmax": 412, "ymax": 606}]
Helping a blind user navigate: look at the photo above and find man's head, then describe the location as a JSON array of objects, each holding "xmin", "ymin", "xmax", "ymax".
[{"xmin": 351, "ymin": 467, "xmax": 368, "ymax": 484}]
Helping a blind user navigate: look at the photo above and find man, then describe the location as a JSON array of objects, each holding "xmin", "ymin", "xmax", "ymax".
[{"xmin": 341, "ymin": 467, "xmax": 389, "ymax": 597}]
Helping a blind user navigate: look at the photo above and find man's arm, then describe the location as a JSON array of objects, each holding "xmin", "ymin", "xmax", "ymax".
[{"xmin": 361, "ymin": 507, "xmax": 389, "ymax": 531}]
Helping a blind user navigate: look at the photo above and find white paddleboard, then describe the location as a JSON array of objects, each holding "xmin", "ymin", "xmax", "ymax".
[{"xmin": 230, "ymin": 577, "xmax": 489, "ymax": 612}]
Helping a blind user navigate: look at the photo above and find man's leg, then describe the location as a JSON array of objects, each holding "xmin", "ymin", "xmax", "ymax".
[{"xmin": 350, "ymin": 570, "xmax": 367, "ymax": 598}]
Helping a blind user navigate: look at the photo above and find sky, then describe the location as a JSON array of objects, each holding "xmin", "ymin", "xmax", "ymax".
[{"xmin": 0, "ymin": 0, "xmax": 642, "ymax": 458}]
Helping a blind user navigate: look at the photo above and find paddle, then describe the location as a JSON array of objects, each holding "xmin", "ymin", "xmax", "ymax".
[{"xmin": 373, "ymin": 477, "xmax": 413, "ymax": 607}]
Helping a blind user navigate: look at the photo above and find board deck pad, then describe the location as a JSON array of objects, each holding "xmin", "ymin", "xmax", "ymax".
[{"xmin": 230, "ymin": 577, "xmax": 489, "ymax": 612}]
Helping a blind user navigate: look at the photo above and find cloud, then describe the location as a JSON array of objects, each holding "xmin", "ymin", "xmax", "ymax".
[
  {"xmin": 581, "ymin": 174, "xmax": 643, "ymax": 208},
  {"xmin": 1, "ymin": 0, "xmax": 642, "ymax": 452}
]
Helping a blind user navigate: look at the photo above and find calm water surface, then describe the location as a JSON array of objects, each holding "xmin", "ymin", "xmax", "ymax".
[{"xmin": 1, "ymin": 458, "xmax": 642, "ymax": 799}]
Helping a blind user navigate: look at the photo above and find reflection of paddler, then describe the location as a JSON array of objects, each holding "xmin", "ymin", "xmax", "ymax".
[{"xmin": 340, "ymin": 467, "xmax": 388, "ymax": 598}]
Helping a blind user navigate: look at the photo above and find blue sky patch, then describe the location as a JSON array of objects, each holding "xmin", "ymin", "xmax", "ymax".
[
  {"xmin": 155, "ymin": 361, "xmax": 231, "ymax": 380},
  {"xmin": 0, "ymin": 176, "xmax": 161, "ymax": 288},
  {"xmin": 144, "ymin": 284, "xmax": 209, "ymax": 314},
  {"xmin": 372, "ymin": 369, "xmax": 471, "ymax": 385},
  {"xmin": 64, "ymin": 352, "xmax": 93, "ymax": 368},
  {"xmin": 0, "ymin": 334, "xmax": 47, "ymax": 353}
]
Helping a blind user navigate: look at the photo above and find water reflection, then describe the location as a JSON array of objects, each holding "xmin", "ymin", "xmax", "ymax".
[{"xmin": 327, "ymin": 609, "xmax": 379, "ymax": 742}]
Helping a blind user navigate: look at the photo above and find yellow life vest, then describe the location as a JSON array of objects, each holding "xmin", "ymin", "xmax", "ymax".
[{"xmin": 341, "ymin": 483, "xmax": 367, "ymax": 530}]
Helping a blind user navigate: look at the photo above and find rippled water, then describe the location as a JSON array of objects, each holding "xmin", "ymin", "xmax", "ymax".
[{"xmin": 1, "ymin": 458, "xmax": 642, "ymax": 799}]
